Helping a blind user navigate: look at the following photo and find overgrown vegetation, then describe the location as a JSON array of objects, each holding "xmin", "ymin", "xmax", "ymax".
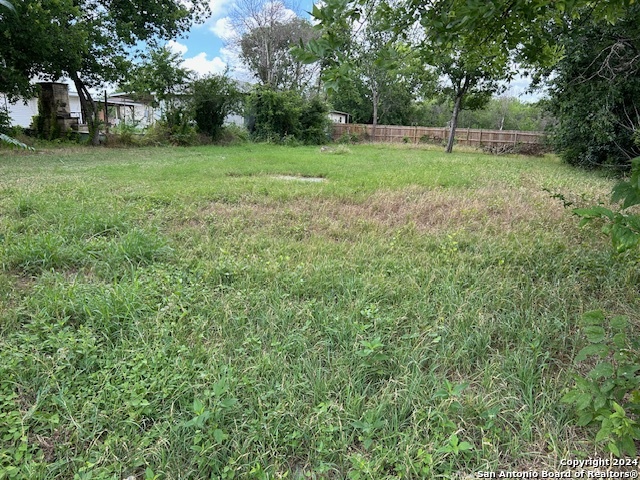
[
  {"xmin": 0, "ymin": 144, "xmax": 638, "ymax": 478},
  {"xmin": 544, "ymin": 5, "xmax": 640, "ymax": 171},
  {"xmin": 247, "ymin": 87, "xmax": 330, "ymax": 144}
]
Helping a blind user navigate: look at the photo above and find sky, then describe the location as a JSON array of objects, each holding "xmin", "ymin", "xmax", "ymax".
[
  {"xmin": 163, "ymin": 0, "xmax": 538, "ymax": 100},
  {"xmin": 166, "ymin": 0, "xmax": 315, "ymax": 81}
]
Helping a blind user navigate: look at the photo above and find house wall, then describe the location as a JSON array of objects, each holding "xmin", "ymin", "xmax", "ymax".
[
  {"xmin": 2, "ymin": 95, "xmax": 38, "ymax": 128},
  {"xmin": 2, "ymin": 93, "xmax": 82, "ymax": 128}
]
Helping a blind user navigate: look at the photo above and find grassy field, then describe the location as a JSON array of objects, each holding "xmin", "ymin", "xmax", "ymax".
[{"xmin": 0, "ymin": 144, "xmax": 637, "ymax": 479}]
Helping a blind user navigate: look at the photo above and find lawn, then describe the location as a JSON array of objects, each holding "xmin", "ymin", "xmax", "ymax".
[{"xmin": 0, "ymin": 144, "xmax": 637, "ymax": 479}]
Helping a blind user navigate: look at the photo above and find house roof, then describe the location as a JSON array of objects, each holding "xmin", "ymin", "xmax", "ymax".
[{"xmin": 329, "ymin": 110, "xmax": 350, "ymax": 116}]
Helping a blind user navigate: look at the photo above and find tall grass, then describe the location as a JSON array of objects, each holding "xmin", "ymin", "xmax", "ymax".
[{"xmin": 0, "ymin": 144, "xmax": 636, "ymax": 479}]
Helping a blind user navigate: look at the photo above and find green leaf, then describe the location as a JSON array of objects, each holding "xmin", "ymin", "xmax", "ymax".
[
  {"xmin": 617, "ymin": 363, "xmax": 640, "ymax": 378},
  {"xmin": 612, "ymin": 332, "xmax": 627, "ymax": 348},
  {"xmin": 584, "ymin": 326, "xmax": 606, "ymax": 343},
  {"xmin": 219, "ymin": 398, "xmax": 237, "ymax": 408},
  {"xmin": 575, "ymin": 392, "xmax": 593, "ymax": 410},
  {"xmin": 0, "ymin": 134, "xmax": 34, "ymax": 151},
  {"xmin": 458, "ymin": 441, "xmax": 473, "ymax": 451},
  {"xmin": 609, "ymin": 315, "xmax": 628, "ymax": 330},
  {"xmin": 192, "ymin": 398, "xmax": 204, "ymax": 414},
  {"xmin": 612, "ymin": 182, "xmax": 640, "ymax": 209},
  {"xmin": 588, "ymin": 362, "xmax": 614, "ymax": 379},
  {"xmin": 577, "ymin": 411, "xmax": 594, "ymax": 426},
  {"xmin": 561, "ymin": 390, "xmax": 579, "ymax": 403},
  {"xmin": 212, "ymin": 379, "xmax": 227, "ymax": 397},
  {"xmin": 213, "ymin": 428, "xmax": 227, "ymax": 443},
  {"xmin": 611, "ymin": 402, "xmax": 625, "ymax": 416},
  {"xmin": 580, "ymin": 310, "xmax": 605, "ymax": 326},
  {"xmin": 575, "ymin": 344, "xmax": 609, "ymax": 362},
  {"xmin": 607, "ymin": 441, "xmax": 620, "ymax": 457},
  {"xmin": 596, "ymin": 426, "xmax": 611, "ymax": 442},
  {"xmin": 573, "ymin": 207, "xmax": 614, "ymax": 220},
  {"xmin": 620, "ymin": 436, "xmax": 637, "ymax": 457},
  {"xmin": 593, "ymin": 394, "xmax": 607, "ymax": 411}
]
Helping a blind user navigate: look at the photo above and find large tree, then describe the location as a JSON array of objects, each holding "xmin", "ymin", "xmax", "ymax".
[
  {"xmin": 121, "ymin": 46, "xmax": 193, "ymax": 113},
  {"xmin": 545, "ymin": 5, "xmax": 640, "ymax": 170},
  {"xmin": 304, "ymin": 0, "xmax": 516, "ymax": 151},
  {"xmin": 230, "ymin": 0, "xmax": 319, "ymax": 91},
  {"xmin": 0, "ymin": 0, "xmax": 209, "ymax": 144}
]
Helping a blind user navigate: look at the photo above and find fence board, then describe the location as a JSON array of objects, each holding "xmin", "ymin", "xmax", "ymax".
[{"xmin": 332, "ymin": 123, "xmax": 545, "ymax": 148}]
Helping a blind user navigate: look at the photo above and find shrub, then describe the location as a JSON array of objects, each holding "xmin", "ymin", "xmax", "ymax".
[
  {"xmin": 216, "ymin": 124, "xmax": 250, "ymax": 146},
  {"xmin": 547, "ymin": 7, "xmax": 640, "ymax": 170},
  {"xmin": 247, "ymin": 88, "xmax": 330, "ymax": 145},
  {"xmin": 299, "ymin": 96, "xmax": 331, "ymax": 145},
  {"xmin": 562, "ymin": 310, "xmax": 639, "ymax": 457},
  {"xmin": 190, "ymin": 75, "xmax": 242, "ymax": 141}
]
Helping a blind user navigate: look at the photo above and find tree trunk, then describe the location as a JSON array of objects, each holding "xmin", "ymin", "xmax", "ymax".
[
  {"xmin": 446, "ymin": 93, "xmax": 463, "ymax": 153},
  {"xmin": 371, "ymin": 86, "xmax": 379, "ymax": 142},
  {"xmin": 72, "ymin": 74, "xmax": 100, "ymax": 146}
]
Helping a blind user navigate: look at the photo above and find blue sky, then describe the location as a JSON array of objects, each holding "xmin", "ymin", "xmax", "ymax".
[
  {"xmin": 167, "ymin": 0, "xmax": 316, "ymax": 80},
  {"xmin": 167, "ymin": 0, "xmax": 538, "ymax": 100}
]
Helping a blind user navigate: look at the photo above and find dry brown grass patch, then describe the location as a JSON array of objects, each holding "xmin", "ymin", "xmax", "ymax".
[{"xmin": 184, "ymin": 184, "xmax": 575, "ymax": 240}]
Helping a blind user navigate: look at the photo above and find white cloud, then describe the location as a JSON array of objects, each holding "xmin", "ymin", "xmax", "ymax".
[
  {"xmin": 211, "ymin": 16, "xmax": 236, "ymax": 41},
  {"xmin": 183, "ymin": 52, "xmax": 228, "ymax": 76},
  {"xmin": 166, "ymin": 40, "xmax": 189, "ymax": 56},
  {"xmin": 208, "ymin": 0, "xmax": 234, "ymax": 19}
]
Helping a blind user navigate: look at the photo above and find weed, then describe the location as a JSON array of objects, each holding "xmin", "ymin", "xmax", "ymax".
[
  {"xmin": 562, "ymin": 310, "xmax": 640, "ymax": 457},
  {"xmin": 0, "ymin": 144, "xmax": 636, "ymax": 478}
]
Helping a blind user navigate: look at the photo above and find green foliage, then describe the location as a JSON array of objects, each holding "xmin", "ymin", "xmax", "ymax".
[
  {"xmin": 562, "ymin": 310, "xmax": 640, "ymax": 457},
  {"xmin": 412, "ymin": 97, "xmax": 551, "ymax": 131},
  {"xmin": 247, "ymin": 88, "xmax": 329, "ymax": 144},
  {"xmin": 546, "ymin": 6, "xmax": 640, "ymax": 170},
  {"xmin": 0, "ymin": 107, "xmax": 11, "ymax": 135},
  {"xmin": 122, "ymin": 47, "xmax": 193, "ymax": 107},
  {"xmin": 1, "ymin": 145, "xmax": 639, "ymax": 476},
  {"xmin": 160, "ymin": 107, "xmax": 197, "ymax": 146},
  {"xmin": 299, "ymin": 96, "xmax": 331, "ymax": 145},
  {"xmin": 574, "ymin": 157, "xmax": 640, "ymax": 253},
  {"xmin": 0, "ymin": 133, "xmax": 34, "ymax": 151},
  {"xmin": 190, "ymin": 75, "xmax": 242, "ymax": 140},
  {"xmin": 0, "ymin": 0, "xmax": 210, "ymax": 145},
  {"xmin": 216, "ymin": 124, "xmax": 250, "ymax": 146}
]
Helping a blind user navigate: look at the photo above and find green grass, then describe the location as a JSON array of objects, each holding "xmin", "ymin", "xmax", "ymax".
[{"xmin": 0, "ymin": 144, "xmax": 637, "ymax": 479}]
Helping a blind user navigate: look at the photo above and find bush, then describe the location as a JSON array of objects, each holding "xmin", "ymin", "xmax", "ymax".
[
  {"xmin": 247, "ymin": 88, "xmax": 302, "ymax": 142},
  {"xmin": 107, "ymin": 121, "xmax": 141, "ymax": 147},
  {"xmin": 190, "ymin": 75, "xmax": 242, "ymax": 141},
  {"xmin": 547, "ymin": 7, "xmax": 640, "ymax": 171},
  {"xmin": 299, "ymin": 96, "xmax": 331, "ymax": 145},
  {"xmin": 247, "ymin": 88, "xmax": 330, "ymax": 145},
  {"xmin": 215, "ymin": 124, "xmax": 250, "ymax": 146}
]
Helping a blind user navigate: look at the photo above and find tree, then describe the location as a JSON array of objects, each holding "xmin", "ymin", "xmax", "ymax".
[
  {"xmin": 230, "ymin": 0, "xmax": 319, "ymax": 91},
  {"xmin": 190, "ymin": 75, "xmax": 243, "ymax": 140},
  {"xmin": 246, "ymin": 87, "xmax": 330, "ymax": 144},
  {"xmin": 306, "ymin": 0, "xmax": 513, "ymax": 152},
  {"xmin": 0, "ymin": 0, "xmax": 210, "ymax": 144},
  {"xmin": 545, "ymin": 5, "xmax": 640, "ymax": 170},
  {"xmin": 430, "ymin": 44, "xmax": 512, "ymax": 153},
  {"xmin": 122, "ymin": 47, "xmax": 193, "ymax": 111}
]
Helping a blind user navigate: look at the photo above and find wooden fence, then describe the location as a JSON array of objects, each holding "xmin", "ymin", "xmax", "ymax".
[{"xmin": 332, "ymin": 123, "xmax": 545, "ymax": 148}]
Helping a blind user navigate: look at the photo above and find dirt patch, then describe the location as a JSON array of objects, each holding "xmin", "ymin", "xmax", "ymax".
[{"xmin": 271, "ymin": 175, "xmax": 326, "ymax": 183}]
